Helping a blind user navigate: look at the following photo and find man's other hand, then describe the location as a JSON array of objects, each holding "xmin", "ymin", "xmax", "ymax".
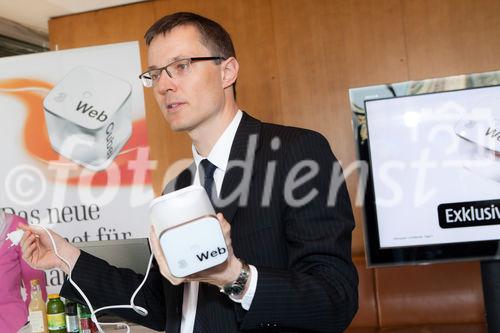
[{"xmin": 19, "ymin": 224, "xmax": 81, "ymax": 274}]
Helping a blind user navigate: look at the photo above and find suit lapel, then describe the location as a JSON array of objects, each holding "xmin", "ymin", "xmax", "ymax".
[
  {"xmin": 161, "ymin": 162, "xmax": 196, "ymax": 195},
  {"xmin": 175, "ymin": 163, "xmax": 195, "ymax": 190},
  {"xmin": 216, "ymin": 112, "xmax": 262, "ymax": 223}
]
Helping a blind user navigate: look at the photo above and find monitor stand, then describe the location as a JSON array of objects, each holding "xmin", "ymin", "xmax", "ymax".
[{"xmin": 481, "ymin": 260, "xmax": 500, "ymax": 333}]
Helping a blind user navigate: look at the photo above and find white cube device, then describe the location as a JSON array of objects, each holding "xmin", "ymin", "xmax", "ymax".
[
  {"xmin": 43, "ymin": 66, "xmax": 132, "ymax": 171},
  {"xmin": 149, "ymin": 185, "xmax": 228, "ymax": 277}
]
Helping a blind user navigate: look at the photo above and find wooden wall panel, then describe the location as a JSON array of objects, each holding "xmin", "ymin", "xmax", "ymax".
[
  {"xmin": 48, "ymin": 2, "xmax": 154, "ymax": 50},
  {"xmin": 403, "ymin": 0, "xmax": 500, "ymax": 79},
  {"xmin": 270, "ymin": 0, "xmax": 408, "ymax": 255}
]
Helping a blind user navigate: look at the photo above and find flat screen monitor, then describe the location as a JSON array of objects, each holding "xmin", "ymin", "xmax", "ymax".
[{"xmin": 349, "ymin": 70, "xmax": 500, "ymax": 266}]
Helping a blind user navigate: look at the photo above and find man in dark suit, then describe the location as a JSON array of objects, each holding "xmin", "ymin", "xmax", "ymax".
[{"xmin": 20, "ymin": 12, "xmax": 358, "ymax": 333}]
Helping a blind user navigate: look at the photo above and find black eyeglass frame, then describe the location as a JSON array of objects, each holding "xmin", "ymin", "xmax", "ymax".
[{"xmin": 138, "ymin": 56, "xmax": 226, "ymax": 86}]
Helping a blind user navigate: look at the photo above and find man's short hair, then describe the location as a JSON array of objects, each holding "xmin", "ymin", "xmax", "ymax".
[
  {"xmin": 144, "ymin": 12, "xmax": 237, "ymax": 97},
  {"xmin": 144, "ymin": 12, "xmax": 236, "ymax": 60}
]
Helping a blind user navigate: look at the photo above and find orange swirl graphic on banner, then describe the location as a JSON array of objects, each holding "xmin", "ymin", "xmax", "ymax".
[{"xmin": 0, "ymin": 79, "xmax": 151, "ymax": 186}]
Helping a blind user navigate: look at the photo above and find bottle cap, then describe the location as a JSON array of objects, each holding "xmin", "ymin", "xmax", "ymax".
[
  {"xmin": 48, "ymin": 294, "xmax": 60, "ymax": 299},
  {"xmin": 65, "ymin": 302, "xmax": 77, "ymax": 315},
  {"xmin": 30, "ymin": 279, "xmax": 40, "ymax": 286}
]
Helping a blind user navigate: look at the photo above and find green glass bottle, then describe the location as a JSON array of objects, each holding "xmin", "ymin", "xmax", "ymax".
[{"xmin": 47, "ymin": 294, "xmax": 66, "ymax": 333}]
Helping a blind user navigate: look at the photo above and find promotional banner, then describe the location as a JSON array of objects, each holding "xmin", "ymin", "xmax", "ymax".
[{"xmin": 0, "ymin": 41, "xmax": 153, "ymax": 292}]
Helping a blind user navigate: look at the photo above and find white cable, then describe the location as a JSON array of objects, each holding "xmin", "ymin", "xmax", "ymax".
[{"xmin": 32, "ymin": 225, "xmax": 153, "ymax": 333}]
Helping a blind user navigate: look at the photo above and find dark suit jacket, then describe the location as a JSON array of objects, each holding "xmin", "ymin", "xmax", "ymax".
[{"xmin": 61, "ymin": 112, "xmax": 358, "ymax": 333}]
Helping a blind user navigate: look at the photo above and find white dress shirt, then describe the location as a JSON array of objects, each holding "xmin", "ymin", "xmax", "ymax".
[{"xmin": 180, "ymin": 110, "xmax": 258, "ymax": 333}]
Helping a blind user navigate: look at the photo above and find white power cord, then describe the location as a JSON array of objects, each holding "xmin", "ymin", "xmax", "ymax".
[{"xmin": 7, "ymin": 225, "xmax": 154, "ymax": 333}]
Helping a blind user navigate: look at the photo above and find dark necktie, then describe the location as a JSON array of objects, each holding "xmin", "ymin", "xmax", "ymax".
[
  {"xmin": 193, "ymin": 159, "xmax": 237, "ymax": 332},
  {"xmin": 193, "ymin": 159, "xmax": 218, "ymax": 333},
  {"xmin": 199, "ymin": 159, "xmax": 217, "ymax": 205}
]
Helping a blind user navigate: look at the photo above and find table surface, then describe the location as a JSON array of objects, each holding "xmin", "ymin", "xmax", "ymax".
[{"xmin": 19, "ymin": 322, "xmax": 162, "ymax": 333}]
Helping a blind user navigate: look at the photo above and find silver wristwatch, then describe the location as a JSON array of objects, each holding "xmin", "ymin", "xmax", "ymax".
[{"xmin": 220, "ymin": 261, "xmax": 250, "ymax": 297}]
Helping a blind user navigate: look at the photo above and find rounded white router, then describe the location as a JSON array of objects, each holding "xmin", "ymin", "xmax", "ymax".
[{"xmin": 149, "ymin": 185, "xmax": 228, "ymax": 277}]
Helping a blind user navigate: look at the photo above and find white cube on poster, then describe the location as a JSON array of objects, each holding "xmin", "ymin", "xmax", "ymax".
[{"xmin": 43, "ymin": 66, "xmax": 132, "ymax": 171}]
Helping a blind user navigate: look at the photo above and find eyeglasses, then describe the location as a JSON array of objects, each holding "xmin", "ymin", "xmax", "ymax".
[{"xmin": 139, "ymin": 56, "xmax": 226, "ymax": 88}]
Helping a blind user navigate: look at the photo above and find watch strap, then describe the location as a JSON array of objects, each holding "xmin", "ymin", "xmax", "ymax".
[{"xmin": 220, "ymin": 260, "xmax": 250, "ymax": 297}]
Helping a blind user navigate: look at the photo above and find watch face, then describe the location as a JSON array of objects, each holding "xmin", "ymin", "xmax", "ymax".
[
  {"xmin": 224, "ymin": 284, "xmax": 244, "ymax": 296},
  {"xmin": 222, "ymin": 265, "xmax": 249, "ymax": 296}
]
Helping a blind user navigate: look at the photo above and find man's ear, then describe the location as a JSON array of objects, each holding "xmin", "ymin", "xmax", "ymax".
[{"xmin": 221, "ymin": 57, "xmax": 239, "ymax": 89}]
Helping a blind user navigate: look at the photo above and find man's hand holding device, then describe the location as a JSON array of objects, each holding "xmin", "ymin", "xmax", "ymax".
[{"xmin": 148, "ymin": 185, "xmax": 248, "ymax": 295}]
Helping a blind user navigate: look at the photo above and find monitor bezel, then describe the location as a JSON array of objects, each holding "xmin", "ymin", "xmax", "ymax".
[{"xmin": 350, "ymin": 70, "xmax": 500, "ymax": 267}]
